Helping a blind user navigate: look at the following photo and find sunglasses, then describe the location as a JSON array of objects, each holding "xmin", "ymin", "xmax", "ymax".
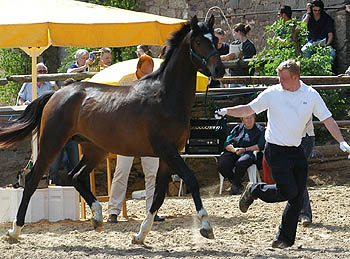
[
  {"xmin": 313, "ymin": 9, "xmax": 321, "ymax": 12},
  {"xmin": 37, "ymin": 69, "xmax": 47, "ymax": 73}
]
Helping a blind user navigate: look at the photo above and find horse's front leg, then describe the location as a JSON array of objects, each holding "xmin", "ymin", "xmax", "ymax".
[{"xmin": 133, "ymin": 160, "xmax": 168, "ymax": 244}]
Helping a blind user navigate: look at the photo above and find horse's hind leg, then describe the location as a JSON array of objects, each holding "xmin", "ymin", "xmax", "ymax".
[
  {"xmin": 8, "ymin": 127, "xmax": 71, "ymax": 239},
  {"xmin": 133, "ymin": 160, "xmax": 169, "ymax": 244},
  {"xmin": 159, "ymin": 150, "xmax": 213, "ymax": 239},
  {"xmin": 69, "ymin": 143, "xmax": 107, "ymax": 232}
]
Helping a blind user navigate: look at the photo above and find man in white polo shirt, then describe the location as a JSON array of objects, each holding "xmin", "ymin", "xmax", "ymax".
[{"xmin": 215, "ymin": 59, "xmax": 350, "ymax": 249}]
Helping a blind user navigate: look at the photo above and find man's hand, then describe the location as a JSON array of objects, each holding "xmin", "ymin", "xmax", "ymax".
[
  {"xmin": 339, "ymin": 141, "xmax": 350, "ymax": 153},
  {"xmin": 215, "ymin": 108, "xmax": 227, "ymax": 119},
  {"xmin": 306, "ymin": 3, "xmax": 312, "ymax": 13}
]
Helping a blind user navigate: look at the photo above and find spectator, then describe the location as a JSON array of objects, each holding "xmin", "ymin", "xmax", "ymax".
[
  {"xmin": 229, "ymin": 23, "xmax": 256, "ymax": 77},
  {"xmin": 338, "ymin": 65, "xmax": 350, "ymax": 76},
  {"xmin": 213, "ymin": 28, "xmax": 231, "ymax": 60},
  {"xmin": 218, "ymin": 114, "xmax": 265, "ymax": 195},
  {"xmin": 346, "ymin": 0, "xmax": 350, "ymax": 13},
  {"xmin": 67, "ymin": 49, "xmax": 92, "ymax": 73},
  {"xmin": 301, "ymin": 0, "xmax": 336, "ymax": 60},
  {"xmin": 158, "ymin": 46, "xmax": 167, "ymax": 59},
  {"xmin": 278, "ymin": 5, "xmax": 292, "ymax": 23},
  {"xmin": 272, "ymin": 6, "xmax": 294, "ymax": 45},
  {"xmin": 346, "ymin": 66, "xmax": 350, "ymax": 75},
  {"xmin": 107, "ymin": 55, "xmax": 164, "ymax": 223},
  {"xmin": 16, "ymin": 63, "xmax": 52, "ymax": 105},
  {"xmin": 99, "ymin": 47, "xmax": 112, "ymax": 68},
  {"xmin": 136, "ymin": 45, "xmax": 152, "ymax": 58},
  {"xmin": 215, "ymin": 59, "xmax": 350, "ymax": 249},
  {"xmin": 49, "ymin": 53, "xmax": 88, "ymax": 186},
  {"xmin": 208, "ymin": 28, "xmax": 231, "ymax": 88}
]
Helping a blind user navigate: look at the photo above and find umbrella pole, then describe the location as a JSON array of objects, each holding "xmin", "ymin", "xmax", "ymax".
[
  {"xmin": 20, "ymin": 46, "xmax": 49, "ymax": 163},
  {"xmin": 31, "ymin": 49, "xmax": 38, "ymax": 162}
]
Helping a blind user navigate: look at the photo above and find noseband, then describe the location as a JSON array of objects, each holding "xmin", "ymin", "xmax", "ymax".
[
  {"xmin": 189, "ymin": 31, "xmax": 219, "ymax": 67},
  {"xmin": 189, "ymin": 42, "xmax": 219, "ymax": 66}
]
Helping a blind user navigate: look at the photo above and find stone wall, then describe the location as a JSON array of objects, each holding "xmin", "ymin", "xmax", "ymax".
[
  {"xmin": 0, "ymin": 139, "xmax": 31, "ymax": 187},
  {"xmin": 139, "ymin": 0, "xmax": 350, "ymax": 73}
]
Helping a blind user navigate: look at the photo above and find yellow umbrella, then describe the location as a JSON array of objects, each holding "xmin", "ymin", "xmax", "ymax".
[
  {"xmin": 0, "ymin": 0, "xmax": 185, "ymax": 161},
  {"xmin": 0, "ymin": 0, "xmax": 185, "ymax": 48},
  {"xmin": 89, "ymin": 58, "xmax": 209, "ymax": 92}
]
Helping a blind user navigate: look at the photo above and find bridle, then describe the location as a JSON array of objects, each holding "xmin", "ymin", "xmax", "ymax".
[{"xmin": 189, "ymin": 32, "xmax": 219, "ymax": 76}]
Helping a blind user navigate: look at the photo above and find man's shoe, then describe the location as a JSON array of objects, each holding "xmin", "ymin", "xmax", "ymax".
[
  {"xmin": 300, "ymin": 215, "xmax": 311, "ymax": 227},
  {"xmin": 239, "ymin": 182, "xmax": 255, "ymax": 213},
  {"xmin": 107, "ymin": 214, "xmax": 118, "ymax": 223},
  {"xmin": 230, "ymin": 183, "xmax": 243, "ymax": 195},
  {"xmin": 271, "ymin": 239, "xmax": 291, "ymax": 249},
  {"xmin": 154, "ymin": 214, "xmax": 165, "ymax": 222}
]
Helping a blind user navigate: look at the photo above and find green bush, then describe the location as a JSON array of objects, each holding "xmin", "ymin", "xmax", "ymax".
[{"xmin": 0, "ymin": 49, "xmax": 31, "ymax": 105}]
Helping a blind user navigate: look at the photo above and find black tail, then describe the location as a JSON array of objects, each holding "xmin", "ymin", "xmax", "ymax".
[{"xmin": 0, "ymin": 91, "xmax": 55, "ymax": 148}]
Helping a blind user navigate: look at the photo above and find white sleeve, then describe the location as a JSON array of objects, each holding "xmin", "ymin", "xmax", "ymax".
[
  {"xmin": 248, "ymin": 90, "xmax": 269, "ymax": 114},
  {"xmin": 312, "ymin": 91, "xmax": 332, "ymax": 121}
]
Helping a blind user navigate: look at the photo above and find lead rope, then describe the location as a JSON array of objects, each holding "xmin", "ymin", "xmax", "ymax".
[
  {"xmin": 204, "ymin": 6, "xmax": 234, "ymax": 119},
  {"xmin": 204, "ymin": 6, "xmax": 235, "ymax": 42}
]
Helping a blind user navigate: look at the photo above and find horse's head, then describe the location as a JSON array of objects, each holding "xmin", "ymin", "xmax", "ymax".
[{"xmin": 189, "ymin": 15, "xmax": 225, "ymax": 79}]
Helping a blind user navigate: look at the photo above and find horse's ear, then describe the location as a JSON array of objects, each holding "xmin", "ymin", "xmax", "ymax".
[
  {"xmin": 190, "ymin": 15, "xmax": 200, "ymax": 32},
  {"xmin": 208, "ymin": 14, "xmax": 215, "ymax": 29}
]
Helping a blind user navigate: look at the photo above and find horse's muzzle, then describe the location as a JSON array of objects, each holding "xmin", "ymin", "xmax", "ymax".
[{"xmin": 211, "ymin": 61, "xmax": 225, "ymax": 79}]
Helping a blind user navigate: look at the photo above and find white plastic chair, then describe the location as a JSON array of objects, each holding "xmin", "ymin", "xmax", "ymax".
[{"xmin": 219, "ymin": 151, "xmax": 262, "ymax": 195}]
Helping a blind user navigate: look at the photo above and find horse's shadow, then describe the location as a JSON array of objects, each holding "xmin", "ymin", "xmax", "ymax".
[{"xmin": 31, "ymin": 243, "xmax": 245, "ymax": 258}]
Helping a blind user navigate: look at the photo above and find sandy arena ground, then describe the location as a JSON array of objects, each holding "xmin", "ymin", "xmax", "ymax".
[{"xmin": 0, "ymin": 182, "xmax": 349, "ymax": 259}]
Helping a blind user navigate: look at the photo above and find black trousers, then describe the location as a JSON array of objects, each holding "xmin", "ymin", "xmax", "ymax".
[
  {"xmin": 251, "ymin": 142, "xmax": 308, "ymax": 246},
  {"xmin": 218, "ymin": 151, "xmax": 255, "ymax": 186}
]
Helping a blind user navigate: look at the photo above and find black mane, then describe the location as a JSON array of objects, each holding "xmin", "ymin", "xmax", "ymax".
[{"xmin": 152, "ymin": 22, "xmax": 191, "ymax": 77}]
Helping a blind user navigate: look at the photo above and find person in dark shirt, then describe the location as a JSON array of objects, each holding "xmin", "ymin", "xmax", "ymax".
[
  {"xmin": 218, "ymin": 114, "xmax": 265, "ymax": 195},
  {"xmin": 229, "ymin": 23, "xmax": 256, "ymax": 78},
  {"xmin": 301, "ymin": 0, "xmax": 336, "ymax": 60},
  {"xmin": 209, "ymin": 28, "xmax": 231, "ymax": 88}
]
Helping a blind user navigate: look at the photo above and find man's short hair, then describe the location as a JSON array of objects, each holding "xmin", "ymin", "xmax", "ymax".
[
  {"xmin": 276, "ymin": 59, "xmax": 301, "ymax": 75},
  {"xmin": 37, "ymin": 62, "xmax": 48, "ymax": 71},
  {"xmin": 100, "ymin": 47, "xmax": 111, "ymax": 54},
  {"xmin": 75, "ymin": 49, "xmax": 89, "ymax": 60},
  {"xmin": 280, "ymin": 5, "xmax": 292, "ymax": 19},
  {"xmin": 214, "ymin": 28, "xmax": 225, "ymax": 35}
]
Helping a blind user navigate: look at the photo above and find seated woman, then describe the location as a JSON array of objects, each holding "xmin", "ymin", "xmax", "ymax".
[{"xmin": 218, "ymin": 114, "xmax": 265, "ymax": 195}]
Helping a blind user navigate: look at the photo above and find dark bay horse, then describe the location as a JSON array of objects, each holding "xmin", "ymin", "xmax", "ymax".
[{"xmin": 0, "ymin": 15, "xmax": 225, "ymax": 243}]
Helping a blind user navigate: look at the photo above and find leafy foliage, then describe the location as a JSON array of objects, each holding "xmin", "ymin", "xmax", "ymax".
[
  {"xmin": 250, "ymin": 18, "xmax": 333, "ymax": 76},
  {"xmin": 0, "ymin": 49, "xmax": 31, "ymax": 105}
]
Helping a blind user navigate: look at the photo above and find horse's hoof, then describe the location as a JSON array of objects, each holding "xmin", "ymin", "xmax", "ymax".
[
  {"xmin": 200, "ymin": 228, "xmax": 215, "ymax": 239},
  {"xmin": 132, "ymin": 235, "xmax": 144, "ymax": 245},
  {"xmin": 91, "ymin": 219, "xmax": 102, "ymax": 232},
  {"xmin": 7, "ymin": 229, "xmax": 19, "ymax": 240}
]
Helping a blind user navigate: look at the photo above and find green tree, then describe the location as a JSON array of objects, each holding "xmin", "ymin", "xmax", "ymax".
[{"xmin": 0, "ymin": 49, "xmax": 31, "ymax": 105}]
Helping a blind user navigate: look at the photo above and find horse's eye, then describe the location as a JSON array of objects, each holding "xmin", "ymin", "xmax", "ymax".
[{"xmin": 195, "ymin": 40, "xmax": 200, "ymax": 45}]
